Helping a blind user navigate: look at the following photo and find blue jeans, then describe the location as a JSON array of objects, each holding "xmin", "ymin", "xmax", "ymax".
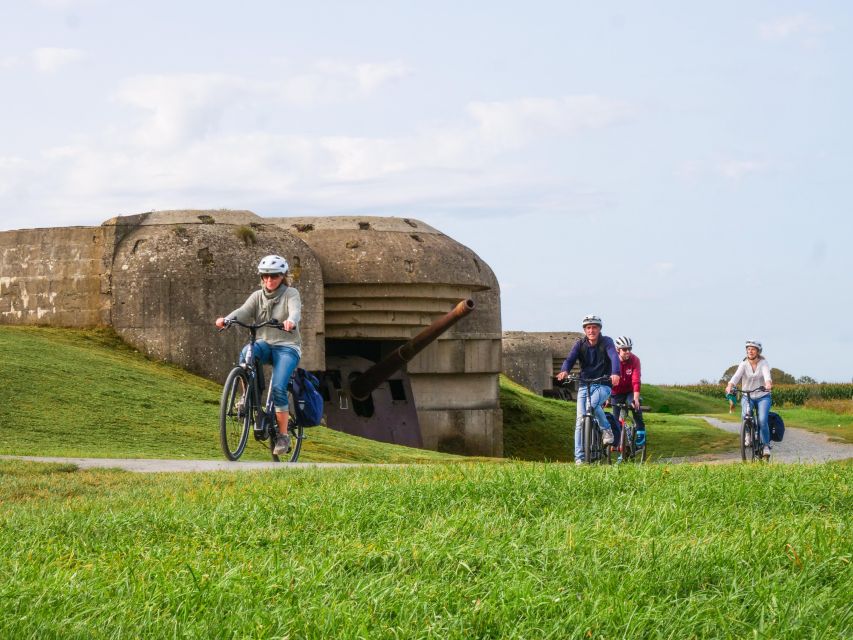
[
  {"xmin": 240, "ymin": 341, "xmax": 300, "ymax": 412},
  {"xmin": 575, "ymin": 384, "xmax": 612, "ymax": 461},
  {"xmin": 742, "ymin": 394, "xmax": 772, "ymax": 446}
]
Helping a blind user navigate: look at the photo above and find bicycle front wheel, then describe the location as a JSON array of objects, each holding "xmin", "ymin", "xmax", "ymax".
[
  {"xmin": 220, "ymin": 367, "xmax": 252, "ymax": 461},
  {"xmin": 740, "ymin": 419, "xmax": 757, "ymax": 462},
  {"xmin": 582, "ymin": 415, "xmax": 594, "ymax": 463}
]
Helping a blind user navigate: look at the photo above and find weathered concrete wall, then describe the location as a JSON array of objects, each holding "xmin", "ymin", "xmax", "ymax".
[
  {"xmin": 502, "ymin": 331, "xmax": 583, "ymax": 395},
  {"xmin": 0, "ymin": 226, "xmax": 110, "ymax": 326},
  {"xmin": 108, "ymin": 210, "xmax": 325, "ymax": 381},
  {"xmin": 284, "ymin": 216, "xmax": 503, "ymax": 457}
]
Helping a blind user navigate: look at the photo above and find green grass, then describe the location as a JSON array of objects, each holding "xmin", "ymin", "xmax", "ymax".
[
  {"xmin": 774, "ymin": 406, "xmax": 853, "ymax": 444},
  {"xmin": 1, "ymin": 459, "xmax": 850, "ymax": 638},
  {"xmin": 0, "ymin": 326, "xmax": 462, "ymax": 463},
  {"xmin": 501, "ymin": 376, "xmax": 737, "ymax": 461},
  {"xmin": 641, "ymin": 383, "xmax": 730, "ymax": 415}
]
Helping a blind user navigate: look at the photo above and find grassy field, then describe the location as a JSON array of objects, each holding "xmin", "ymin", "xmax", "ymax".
[
  {"xmin": 0, "ymin": 326, "xmax": 461, "ymax": 463},
  {"xmin": 1, "ymin": 459, "xmax": 850, "ymax": 638}
]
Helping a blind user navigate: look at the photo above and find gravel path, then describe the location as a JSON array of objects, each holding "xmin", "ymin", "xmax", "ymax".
[
  {"xmin": 3, "ymin": 419, "xmax": 851, "ymax": 472},
  {"xmin": 0, "ymin": 456, "xmax": 372, "ymax": 472},
  {"xmin": 659, "ymin": 417, "xmax": 853, "ymax": 465}
]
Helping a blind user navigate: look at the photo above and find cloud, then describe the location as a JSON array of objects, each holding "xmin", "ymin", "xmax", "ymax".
[
  {"xmin": 278, "ymin": 59, "xmax": 411, "ymax": 106},
  {"xmin": 113, "ymin": 63, "xmax": 412, "ymax": 146},
  {"xmin": 758, "ymin": 14, "xmax": 831, "ymax": 45},
  {"xmin": 468, "ymin": 95, "xmax": 632, "ymax": 149},
  {"xmin": 2, "ymin": 61, "xmax": 630, "ymax": 227},
  {"xmin": 115, "ymin": 73, "xmax": 252, "ymax": 147},
  {"xmin": 33, "ymin": 0, "xmax": 97, "ymax": 7},
  {"xmin": 717, "ymin": 159, "xmax": 766, "ymax": 181},
  {"xmin": 32, "ymin": 47, "xmax": 85, "ymax": 73}
]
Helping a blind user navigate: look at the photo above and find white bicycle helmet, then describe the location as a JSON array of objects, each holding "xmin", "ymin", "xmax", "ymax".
[
  {"xmin": 581, "ymin": 314, "xmax": 602, "ymax": 328},
  {"xmin": 614, "ymin": 336, "xmax": 633, "ymax": 350},
  {"xmin": 745, "ymin": 339, "xmax": 763, "ymax": 353},
  {"xmin": 257, "ymin": 254, "xmax": 288, "ymax": 275}
]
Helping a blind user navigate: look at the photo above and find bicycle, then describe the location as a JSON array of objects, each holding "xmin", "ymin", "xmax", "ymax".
[
  {"xmin": 563, "ymin": 374, "xmax": 612, "ymax": 464},
  {"xmin": 218, "ymin": 319, "xmax": 304, "ymax": 463},
  {"xmin": 731, "ymin": 386, "xmax": 769, "ymax": 462},
  {"xmin": 609, "ymin": 401, "xmax": 647, "ymax": 464}
]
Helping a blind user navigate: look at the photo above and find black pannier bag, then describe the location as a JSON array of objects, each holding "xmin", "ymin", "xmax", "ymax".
[
  {"xmin": 292, "ymin": 368, "xmax": 324, "ymax": 427},
  {"xmin": 769, "ymin": 411, "xmax": 785, "ymax": 442}
]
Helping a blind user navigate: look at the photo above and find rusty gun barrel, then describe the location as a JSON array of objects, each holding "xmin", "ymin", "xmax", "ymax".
[{"xmin": 349, "ymin": 298, "xmax": 475, "ymax": 401}]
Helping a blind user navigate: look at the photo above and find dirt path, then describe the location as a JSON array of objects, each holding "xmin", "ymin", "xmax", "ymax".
[{"xmin": 659, "ymin": 417, "xmax": 853, "ymax": 464}]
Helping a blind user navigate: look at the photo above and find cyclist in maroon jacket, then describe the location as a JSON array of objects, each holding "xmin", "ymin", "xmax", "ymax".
[{"xmin": 610, "ymin": 336, "xmax": 646, "ymax": 445}]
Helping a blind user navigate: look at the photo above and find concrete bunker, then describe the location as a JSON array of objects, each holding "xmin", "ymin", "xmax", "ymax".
[
  {"xmin": 0, "ymin": 210, "xmax": 502, "ymax": 456},
  {"xmin": 502, "ymin": 331, "xmax": 583, "ymax": 399}
]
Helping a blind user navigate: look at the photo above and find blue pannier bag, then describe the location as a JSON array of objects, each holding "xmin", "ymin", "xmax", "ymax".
[
  {"xmin": 769, "ymin": 411, "xmax": 785, "ymax": 442},
  {"xmin": 292, "ymin": 368, "xmax": 324, "ymax": 427}
]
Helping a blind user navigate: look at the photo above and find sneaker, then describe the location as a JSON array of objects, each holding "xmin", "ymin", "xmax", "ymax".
[
  {"xmin": 601, "ymin": 429, "xmax": 614, "ymax": 445},
  {"xmin": 575, "ymin": 459, "xmax": 584, "ymax": 465},
  {"xmin": 743, "ymin": 431, "xmax": 751, "ymax": 447},
  {"xmin": 273, "ymin": 433, "xmax": 291, "ymax": 455},
  {"xmin": 762, "ymin": 445, "xmax": 771, "ymax": 459}
]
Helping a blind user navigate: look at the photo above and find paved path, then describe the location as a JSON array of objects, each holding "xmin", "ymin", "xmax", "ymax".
[
  {"xmin": 660, "ymin": 417, "xmax": 853, "ymax": 465},
  {"xmin": 3, "ymin": 420, "xmax": 851, "ymax": 472},
  {"xmin": 0, "ymin": 455, "xmax": 369, "ymax": 473}
]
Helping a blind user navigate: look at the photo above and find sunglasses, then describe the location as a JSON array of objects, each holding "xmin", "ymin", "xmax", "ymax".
[{"xmin": 260, "ymin": 273, "xmax": 283, "ymax": 280}]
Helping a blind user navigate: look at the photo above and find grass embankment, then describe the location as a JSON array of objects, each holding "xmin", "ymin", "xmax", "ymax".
[
  {"xmin": 0, "ymin": 326, "xmax": 460, "ymax": 463},
  {"xmin": 501, "ymin": 376, "xmax": 737, "ymax": 461},
  {"xmin": 1, "ymin": 459, "xmax": 850, "ymax": 638}
]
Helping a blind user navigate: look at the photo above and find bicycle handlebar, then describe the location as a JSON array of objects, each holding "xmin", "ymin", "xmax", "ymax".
[
  {"xmin": 729, "ymin": 386, "xmax": 767, "ymax": 395},
  {"xmin": 219, "ymin": 318, "xmax": 292, "ymax": 333},
  {"xmin": 563, "ymin": 374, "xmax": 611, "ymax": 384}
]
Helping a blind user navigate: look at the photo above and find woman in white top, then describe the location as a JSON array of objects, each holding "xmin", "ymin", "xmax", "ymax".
[{"xmin": 725, "ymin": 340, "xmax": 773, "ymax": 458}]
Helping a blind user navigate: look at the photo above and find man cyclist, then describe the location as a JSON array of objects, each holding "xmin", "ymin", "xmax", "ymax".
[
  {"xmin": 556, "ymin": 315, "xmax": 620, "ymax": 464},
  {"xmin": 215, "ymin": 255, "xmax": 302, "ymax": 456},
  {"xmin": 610, "ymin": 336, "xmax": 646, "ymax": 449}
]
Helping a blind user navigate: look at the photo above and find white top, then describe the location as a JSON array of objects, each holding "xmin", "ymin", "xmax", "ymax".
[{"xmin": 729, "ymin": 358, "xmax": 772, "ymax": 398}]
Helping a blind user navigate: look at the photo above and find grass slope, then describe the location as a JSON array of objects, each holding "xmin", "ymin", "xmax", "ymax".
[
  {"xmin": 0, "ymin": 326, "xmax": 461, "ymax": 463},
  {"xmin": 501, "ymin": 376, "xmax": 737, "ymax": 461},
  {"xmin": 1, "ymin": 459, "xmax": 850, "ymax": 639}
]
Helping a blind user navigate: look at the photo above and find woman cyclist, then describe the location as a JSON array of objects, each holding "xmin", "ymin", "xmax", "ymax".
[
  {"xmin": 725, "ymin": 339, "xmax": 773, "ymax": 459},
  {"xmin": 215, "ymin": 255, "xmax": 302, "ymax": 456}
]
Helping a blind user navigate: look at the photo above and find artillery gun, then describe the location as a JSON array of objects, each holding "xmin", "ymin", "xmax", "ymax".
[{"xmin": 318, "ymin": 299, "xmax": 475, "ymax": 447}]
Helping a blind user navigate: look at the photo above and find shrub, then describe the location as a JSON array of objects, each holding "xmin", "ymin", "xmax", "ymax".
[{"xmin": 235, "ymin": 225, "xmax": 257, "ymax": 246}]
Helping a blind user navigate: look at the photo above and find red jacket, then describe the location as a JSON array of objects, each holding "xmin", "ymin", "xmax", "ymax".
[{"xmin": 612, "ymin": 353, "xmax": 641, "ymax": 395}]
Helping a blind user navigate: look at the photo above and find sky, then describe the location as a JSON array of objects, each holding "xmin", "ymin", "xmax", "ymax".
[{"xmin": 1, "ymin": 1, "xmax": 851, "ymax": 384}]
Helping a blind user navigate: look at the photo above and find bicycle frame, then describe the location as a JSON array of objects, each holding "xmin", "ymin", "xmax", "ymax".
[
  {"xmin": 563, "ymin": 374, "xmax": 611, "ymax": 464},
  {"xmin": 219, "ymin": 318, "xmax": 304, "ymax": 462},
  {"xmin": 610, "ymin": 401, "xmax": 646, "ymax": 464},
  {"xmin": 731, "ymin": 386, "xmax": 767, "ymax": 462}
]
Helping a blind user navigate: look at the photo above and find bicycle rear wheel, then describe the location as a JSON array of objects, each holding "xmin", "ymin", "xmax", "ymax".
[
  {"xmin": 625, "ymin": 416, "xmax": 646, "ymax": 464},
  {"xmin": 220, "ymin": 367, "xmax": 253, "ymax": 461},
  {"xmin": 266, "ymin": 390, "xmax": 304, "ymax": 463}
]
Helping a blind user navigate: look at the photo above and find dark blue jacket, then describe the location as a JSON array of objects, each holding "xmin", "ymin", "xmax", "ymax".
[{"xmin": 560, "ymin": 336, "xmax": 620, "ymax": 386}]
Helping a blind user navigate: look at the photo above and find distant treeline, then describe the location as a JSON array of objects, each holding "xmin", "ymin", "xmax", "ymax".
[{"xmin": 669, "ymin": 383, "xmax": 853, "ymax": 407}]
